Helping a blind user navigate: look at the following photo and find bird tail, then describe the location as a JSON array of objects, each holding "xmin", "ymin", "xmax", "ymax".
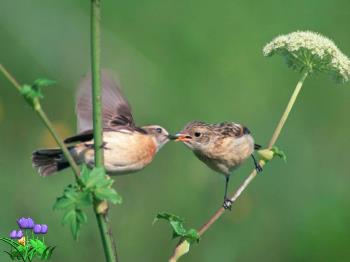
[
  {"xmin": 32, "ymin": 148, "xmax": 73, "ymax": 176},
  {"xmin": 254, "ymin": 143, "xmax": 262, "ymax": 150}
]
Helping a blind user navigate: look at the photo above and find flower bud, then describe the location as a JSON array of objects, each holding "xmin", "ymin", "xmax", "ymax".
[
  {"xmin": 9, "ymin": 230, "xmax": 17, "ymax": 239},
  {"xmin": 41, "ymin": 224, "xmax": 48, "ymax": 234},
  {"xmin": 33, "ymin": 224, "xmax": 42, "ymax": 234},
  {"xmin": 17, "ymin": 217, "xmax": 28, "ymax": 229},
  {"xmin": 16, "ymin": 230, "xmax": 23, "ymax": 239},
  {"xmin": 27, "ymin": 218, "xmax": 35, "ymax": 229}
]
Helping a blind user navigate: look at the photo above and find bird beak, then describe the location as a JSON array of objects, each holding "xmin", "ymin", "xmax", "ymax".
[
  {"xmin": 174, "ymin": 133, "xmax": 192, "ymax": 142},
  {"xmin": 167, "ymin": 134, "xmax": 178, "ymax": 140}
]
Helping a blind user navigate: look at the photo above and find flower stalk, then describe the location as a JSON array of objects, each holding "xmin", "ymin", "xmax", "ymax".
[{"xmin": 169, "ymin": 30, "xmax": 350, "ymax": 261}]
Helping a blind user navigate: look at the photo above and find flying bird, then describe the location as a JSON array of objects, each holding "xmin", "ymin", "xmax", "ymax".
[
  {"xmin": 175, "ymin": 121, "xmax": 262, "ymax": 209},
  {"xmin": 32, "ymin": 71, "xmax": 173, "ymax": 176}
]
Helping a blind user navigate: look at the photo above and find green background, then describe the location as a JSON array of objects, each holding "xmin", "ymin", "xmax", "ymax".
[{"xmin": 1, "ymin": 0, "xmax": 349, "ymax": 261}]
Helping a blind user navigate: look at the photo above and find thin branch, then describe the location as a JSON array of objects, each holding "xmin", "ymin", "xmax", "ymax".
[
  {"xmin": 169, "ymin": 70, "xmax": 309, "ymax": 261},
  {"xmin": 0, "ymin": 64, "xmax": 21, "ymax": 91},
  {"xmin": 0, "ymin": 64, "xmax": 81, "ymax": 182},
  {"xmin": 90, "ymin": 0, "xmax": 119, "ymax": 261}
]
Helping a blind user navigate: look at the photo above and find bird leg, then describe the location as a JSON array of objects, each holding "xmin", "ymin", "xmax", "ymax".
[
  {"xmin": 251, "ymin": 154, "xmax": 263, "ymax": 172},
  {"xmin": 223, "ymin": 176, "xmax": 233, "ymax": 210}
]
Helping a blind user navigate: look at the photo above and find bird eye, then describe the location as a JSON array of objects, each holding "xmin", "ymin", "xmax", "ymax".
[
  {"xmin": 155, "ymin": 127, "xmax": 162, "ymax": 133},
  {"xmin": 194, "ymin": 132, "xmax": 201, "ymax": 137}
]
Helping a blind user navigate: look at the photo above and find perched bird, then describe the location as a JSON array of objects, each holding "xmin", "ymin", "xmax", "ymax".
[
  {"xmin": 32, "ymin": 71, "xmax": 172, "ymax": 176},
  {"xmin": 175, "ymin": 121, "xmax": 262, "ymax": 209}
]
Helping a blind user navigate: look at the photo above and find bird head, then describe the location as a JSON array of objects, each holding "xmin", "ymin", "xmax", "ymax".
[
  {"xmin": 142, "ymin": 125, "xmax": 174, "ymax": 151},
  {"xmin": 174, "ymin": 121, "xmax": 213, "ymax": 151}
]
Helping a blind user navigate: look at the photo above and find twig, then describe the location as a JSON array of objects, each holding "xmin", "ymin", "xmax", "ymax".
[
  {"xmin": 0, "ymin": 64, "xmax": 81, "ymax": 182},
  {"xmin": 169, "ymin": 70, "xmax": 309, "ymax": 261},
  {"xmin": 90, "ymin": 0, "xmax": 119, "ymax": 261}
]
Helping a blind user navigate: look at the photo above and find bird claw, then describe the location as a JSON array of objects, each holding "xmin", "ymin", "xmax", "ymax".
[
  {"xmin": 255, "ymin": 164, "xmax": 263, "ymax": 173},
  {"xmin": 223, "ymin": 198, "xmax": 233, "ymax": 210}
]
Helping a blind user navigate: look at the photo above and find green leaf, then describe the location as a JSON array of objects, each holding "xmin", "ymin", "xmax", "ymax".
[
  {"xmin": 53, "ymin": 196, "xmax": 75, "ymax": 210},
  {"xmin": 33, "ymin": 78, "xmax": 56, "ymax": 88},
  {"xmin": 41, "ymin": 246, "xmax": 56, "ymax": 260},
  {"xmin": 76, "ymin": 190, "xmax": 93, "ymax": 207},
  {"xmin": 257, "ymin": 146, "xmax": 287, "ymax": 163},
  {"xmin": 95, "ymin": 187, "xmax": 122, "ymax": 204},
  {"xmin": 154, "ymin": 212, "xmax": 200, "ymax": 243},
  {"xmin": 76, "ymin": 208, "xmax": 88, "ymax": 224},
  {"xmin": 0, "ymin": 237, "xmax": 25, "ymax": 262},
  {"xmin": 271, "ymin": 146, "xmax": 287, "ymax": 161},
  {"xmin": 61, "ymin": 208, "xmax": 87, "ymax": 240}
]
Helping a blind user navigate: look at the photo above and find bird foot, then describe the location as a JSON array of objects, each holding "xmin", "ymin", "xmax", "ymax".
[
  {"xmin": 255, "ymin": 163, "xmax": 263, "ymax": 173},
  {"xmin": 223, "ymin": 198, "xmax": 233, "ymax": 210}
]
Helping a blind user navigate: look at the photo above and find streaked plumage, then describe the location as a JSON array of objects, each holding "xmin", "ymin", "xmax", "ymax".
[
  {"xmin": 32, "ymin": 71, "xmax": 171, "ymax": 176},
  {"xmin": 175, "ymin": 121, "xmax": 262, "ymax": 209}
]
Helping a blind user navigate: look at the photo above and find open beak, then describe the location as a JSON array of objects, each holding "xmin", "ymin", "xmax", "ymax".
[
  {"xmin": 167, "ymin": 134, "xmax": 178, "ymax": 140},
  {"xmin": 174, "ymin": 134, "xmax": 192, "ymax": 142}
]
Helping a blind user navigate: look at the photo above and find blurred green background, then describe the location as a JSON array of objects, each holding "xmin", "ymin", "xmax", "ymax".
[{"xmin": 1, "ymin": 0, "xmax": 350, "ymax": 261}]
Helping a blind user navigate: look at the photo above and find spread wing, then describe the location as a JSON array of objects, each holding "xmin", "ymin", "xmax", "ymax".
[{"xmin": 76, "ymin": 70, "xmax": 135, "ymax": 133}]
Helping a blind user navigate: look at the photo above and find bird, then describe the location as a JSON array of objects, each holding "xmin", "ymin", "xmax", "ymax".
[
  {"xmin": 174, "ymin": 121, "xmax": 262, "ymax": 209},
  {"xmin": 32, "ymin": 71, "xmax": 173, "ymax": 177}
]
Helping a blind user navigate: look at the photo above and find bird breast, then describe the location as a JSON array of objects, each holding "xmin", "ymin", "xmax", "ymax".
[
  {"xmin": 194, "ymin": 134, "xmax": 255, "ymax": 175},
  {"xmin": 75, "ymin": 131, "xmax": 157, "ymax": 175}
]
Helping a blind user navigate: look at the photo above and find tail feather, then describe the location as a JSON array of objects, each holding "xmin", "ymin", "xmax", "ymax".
[{"xmin": 32, "ymin": 148, "xmax": 71, "ymax": 176}]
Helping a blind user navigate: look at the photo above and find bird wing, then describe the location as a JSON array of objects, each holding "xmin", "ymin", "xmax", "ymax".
[
  {"xmin": 76, "ymin": 70, "xmax": 135, "ymax": 133},
  {"xmin": 64, "ymin": 127, "xmax": 148, "ymax": 144},
  {"xmin": 218, "ymin": 122, "xmax": 250, "ymax": 138}
]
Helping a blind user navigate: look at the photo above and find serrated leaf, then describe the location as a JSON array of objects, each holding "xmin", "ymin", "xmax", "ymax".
[
  {"xmin": 154, "ymin": 212, "xmax": 200, "ymax": 243},
  {"xmin": 61, "ymin": 208, "xmax": 86, "ymax": 240},
  {"xmin": 53, "ymin": 196, "xmax": 75, "ymax": 210},
  {"xmin": 62, "ymin": 209, "xmax": 76, "ymax": 225},
  {"xmin": 81, "ymin": 166, "xmax": 107, "ymax": 189},
  {"xmin": 95, "ymin": 187, "xmax": 122, "ymax": 204},
  {"xmin": 76, "ymin": 190, "xmax": 93, "ymax": 207},
  {"xmin": 76, "ymin": 208, "xmax": 88, "ymax": 224}
]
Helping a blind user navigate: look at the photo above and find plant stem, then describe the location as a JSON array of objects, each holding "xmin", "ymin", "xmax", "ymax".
[
  {"xmin": 0, "ymin": 64, "xmax": 81, "ymax": 182},
  {"xmin": 91, "ymin": 0, "xmax": 104, "ymax": 167},
  {"xmin": 169, "ymin": 70, "xmax": 309, "ymax": 261},
  {"xmin": 90, "ymin": 1, "xmax": 118, "ymax": 261},
  {"xmin": 268, "ymin": 70, "xmax": 309, "ymax": 148},
  {"xmin": 0, "ymin": 64, "xmax": 21, "ymax": 91},
  {"xmin": 36, "ymin": 108, "xmax": 81, "ymax": 180}
]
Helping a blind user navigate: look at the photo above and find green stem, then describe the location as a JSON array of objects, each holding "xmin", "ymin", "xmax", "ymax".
[
  {"xmin": 169, "ymin": 70, "xmax": 310, "ymax": 261},
  {"xmin": 0, "ymin": 64, "xmax": 81, "ymax": 183},
  {"xmin": 268, "ymin": 70, "xmax": 309, "ymax": 148},
  {"xmin": 36, "ymin": 107, "xmax": 81, "ymax": 180},
  {"xmin": 90, "ymin": 1, "xmax": 118, "ymax": 261},
  {"xmin": 91, "ymin": 0, "xmax": 103, "ymax": 166}
]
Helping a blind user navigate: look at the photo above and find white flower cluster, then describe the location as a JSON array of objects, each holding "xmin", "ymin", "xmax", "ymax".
[{"xmin": 263, "ymin": 31, "xmax": 350, "ymax": 83}]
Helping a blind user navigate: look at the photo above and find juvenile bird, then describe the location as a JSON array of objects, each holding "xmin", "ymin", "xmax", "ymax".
[
  {"xmin": 175, "ymin": 121, "xmax": 262, "ymax": 209},
  {"xmin": 32, "ymin": 71, "xmax": 172, "ymax": 176}
]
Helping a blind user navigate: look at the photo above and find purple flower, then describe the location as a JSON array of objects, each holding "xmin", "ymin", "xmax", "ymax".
[
  {"xmin": 27, "ymin": 218, "xmax": 35, "ymax": 229},
  {"xmin": 16, "ymin": 230, "xmax": 23, "ymax": 239},
  {"xmin": 17, "ymin": 217, "xmax": 35, "ymax": 229},
  {"xmin": 41, "ymin": 224, "xmax": 48, "ymax": 234},
  {"xmin": 9, "ymin": 230, "xmax": 17, "ymax": 239},
  {"xmin": 33, "ymin": 224, "xmax": 42, "ymax": 234},
  {"xmin": 17, "ymin": 217, "xmax": 28, "ymax": 229}
]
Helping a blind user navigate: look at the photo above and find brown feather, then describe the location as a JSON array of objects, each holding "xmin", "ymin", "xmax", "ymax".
[{"xmin": 76, "ymin": 70, "xmax": 134, "ymax": 132}]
